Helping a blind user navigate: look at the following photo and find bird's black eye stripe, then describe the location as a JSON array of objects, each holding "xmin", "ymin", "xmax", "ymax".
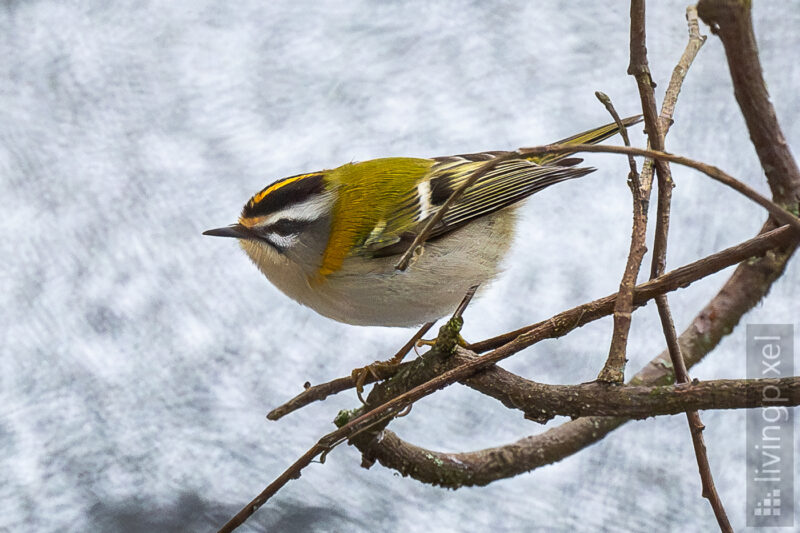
[{"xmin": 267, "ymin": 219, "xmax": 310, "ymax": 236}]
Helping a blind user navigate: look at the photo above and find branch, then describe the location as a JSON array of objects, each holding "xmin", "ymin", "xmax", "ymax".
[
  {"xmin": 225, "ymin": 217, "xmax": 796, "ymax": 530},
  {"xmin": 360, "ymin": 362, "xmax": 798, "ymax": 487},
  {"xmin": 268, "ymin": 223, "xmax": 795, "ymax": 420},
  {"xmin": 452, "ymin": 350, "xmax": 800, "ymax": 420},
  {"xmin": 267, "ymin": 365, "xmax": 408, "ymax": 421},
  {"xmin": 353, "ymin": 2, "xmax": 800, "ymax": 493},
  {"xmin": 647, "ymin": 4, "xmax": 707, "ymax": 358},
  {"xmin": 595, "ymin": 91, "xmax": 638, "ymax": 175},
  {"xmin": 219, "ymin": 4, "xmax": 800, "ymax": 531},
  {"xmin": 471, "ymin": 223, "xmax": 793, "ymax": 353},
  {"xmin": 649, "ymin": 3, "xmax": 707, "ymax": 280},
  {"xmin": 660, "ymin": 5, "xmax": 707, "ymax": 129},
  {"xmin": 353, "ymin": 219, "xmax": 797, "ymax": 487},
  {"xmin": 698, "ymin": 0, "xmax": 800, "ymax": 207}
]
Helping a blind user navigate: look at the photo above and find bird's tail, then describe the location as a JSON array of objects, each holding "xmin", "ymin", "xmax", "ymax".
[{"xmin": 528, "ymin": 115, "xmax": 643, "ymax": 166}]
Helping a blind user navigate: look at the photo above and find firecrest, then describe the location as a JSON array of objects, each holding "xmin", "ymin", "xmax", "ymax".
[{"xmin": 204, "ymin": 116, "xmax": 640, "ymax": 327}]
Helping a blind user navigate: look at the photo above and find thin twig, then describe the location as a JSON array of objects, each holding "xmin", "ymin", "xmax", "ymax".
[
  {"xmin": 629, "ymin": 3, "xmax": 729, "ymax": 528},
  {"xmin": 595, "ymin": 91, "xmax": 638, "ymax": 176},
  {"xmin": 594, "ymin": 90, "xmax": 647, "ymax": 384},
  {"xmin": 660, "ymin": 5, "xmax": 707, "ymax": 129},
  {"xmin": 648, "ymin": 3, "xmax": 707, "ymax": 279},
  {"xmin": 627, "ymin": 0, "xmax": 664, "ymax": 196},
  {"xmin": 519, "ymin": 143, "xmax": 800, "ymax": 233}
]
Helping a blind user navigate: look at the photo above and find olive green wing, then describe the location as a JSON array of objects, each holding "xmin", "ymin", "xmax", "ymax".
[
  {"xmin": 429, "ymin": 156, "xmax": 594, "ymax": 239},
  {"xmin": 356, "ymin": 115, "xmax": 641, "ymax": 258},
  {"xmin": 359, "ymin": 155, "xmax": 593, "ymax": 257}
]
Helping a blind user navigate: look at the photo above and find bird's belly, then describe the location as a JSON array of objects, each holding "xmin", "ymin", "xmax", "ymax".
[{"xmin": 310, "ymin": 210, "xmax": 517, "ymax": 327}]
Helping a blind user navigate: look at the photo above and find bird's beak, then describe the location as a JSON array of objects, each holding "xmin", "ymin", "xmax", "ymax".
[{"xmin": 203, "ymin": 224, "xmax": 255, "ymax": 240}]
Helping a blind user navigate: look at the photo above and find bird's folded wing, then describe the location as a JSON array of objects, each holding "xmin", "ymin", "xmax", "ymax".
[{"xmin": 359, "ymin": 156, "xmax": 594, "ymax": 258}]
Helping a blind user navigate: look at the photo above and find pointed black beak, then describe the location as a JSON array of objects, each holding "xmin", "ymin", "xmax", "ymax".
[{"xmin": 203, "ymin": 224, "xmax": 255, "ymax": 239}]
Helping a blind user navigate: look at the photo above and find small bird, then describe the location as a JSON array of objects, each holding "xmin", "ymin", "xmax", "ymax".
[{"xmin": 205, "ymin": 117, "xmax": 640, "ymax": 327}]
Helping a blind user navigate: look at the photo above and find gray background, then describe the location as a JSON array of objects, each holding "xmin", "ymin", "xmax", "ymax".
[{"xmin": 2, "ymin": 1, "xmax": 798, "ymax": 531}]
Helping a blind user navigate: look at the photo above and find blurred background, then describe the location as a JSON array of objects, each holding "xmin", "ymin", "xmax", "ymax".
[{"xmin": 1, "ymin": 1, "xmax": 798, "ymax": 531}]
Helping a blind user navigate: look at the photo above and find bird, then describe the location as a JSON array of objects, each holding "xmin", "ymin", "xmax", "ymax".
[{"xmin": 204, "ymin": 116, "xmax": 640, "ymax": 328}]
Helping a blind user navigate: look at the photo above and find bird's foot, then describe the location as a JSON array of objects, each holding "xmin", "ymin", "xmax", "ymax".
[
  {"xmin": 350, "ymin": 321, "xmax": 436, "ymax": 403},
  {"xmin": 414, "ymin": 315, "xmax": 466, "ymax": 355},
  {"xmin": 416, "ymin": 333, "xmax": 469, "ymax": 350},
  {"xmin": 351, "ymin": 361, "xmax": 400, "ymax": 403}
]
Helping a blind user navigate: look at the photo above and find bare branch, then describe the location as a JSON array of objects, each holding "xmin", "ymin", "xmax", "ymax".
[
  {"xmin": 218, "ymin": 4, "xmax": 800, "ymax": 531},
  {"xmin": 354, "ymin": 220, "xmax": 797, "ymax": 487},
  {"xmin": 360, "ymin": 365, "xmax": 800, "ymax": 487},
  {"xmin": 595, "ymin": 90, "xmax": 638, "ymax": 174},
  {"xmin": 698, "ymin": 0, "xmax": 800, "ymax": 207},
  {"xmin": 632, "ymin": 5, "xmax": 729, "ymax": 527},
  {"xmin": 452, "ymin": 350, "xmax": 800, "ymax": 420},
  {"xmin": 267, "ymin": 364, "xmax": 409, "ymax": 421},
  {"xmin": 267, "ymin": 223, "xmax": 795, "ymax": 421},
  {"xmin": 595, "ymin": 90, "xmax": 646, "ymax": 384},
  {"xmin": 225, "ymin": 223, "xmax": 797, "ymax": 531},
  {"xmin": 661, "ymin": 5, "xmax": 707, "ymax": 128}
]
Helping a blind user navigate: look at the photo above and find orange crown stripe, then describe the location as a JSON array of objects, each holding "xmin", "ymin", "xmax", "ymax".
[{"xmin": 251, "ymin": 173, "xmax": 318, "ymax": 205}]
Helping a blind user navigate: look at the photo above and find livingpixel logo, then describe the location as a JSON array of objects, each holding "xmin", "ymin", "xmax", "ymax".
[{"xmin": 746, "ymin": 324, "xmax": 795, "ymax": 527}]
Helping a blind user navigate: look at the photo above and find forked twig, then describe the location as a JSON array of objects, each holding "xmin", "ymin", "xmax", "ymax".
[{"xmin": 594, "ymin": 90, "xmax": 647, "ymax": 384}]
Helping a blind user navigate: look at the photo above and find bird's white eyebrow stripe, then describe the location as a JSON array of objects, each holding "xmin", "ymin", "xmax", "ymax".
[
  {"xmin": 257, "ymin": 192, "xmax": 331, "ymax": 226},
  {"xmin": 417, "ymin": 181, "xmax": 432, "ymax": 220}
]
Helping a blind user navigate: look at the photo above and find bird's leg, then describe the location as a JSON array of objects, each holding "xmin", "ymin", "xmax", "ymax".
[
  {"xmin": 416, "ymin": 284, "xmax": 480, "ymax": 352},
  {"xmin": 350, "ymin": 284, "xmax": 480, "ymax": 402},
  {"xmin": 351, "ymin": 321, "xmax": 435, "ymax": 402}
]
